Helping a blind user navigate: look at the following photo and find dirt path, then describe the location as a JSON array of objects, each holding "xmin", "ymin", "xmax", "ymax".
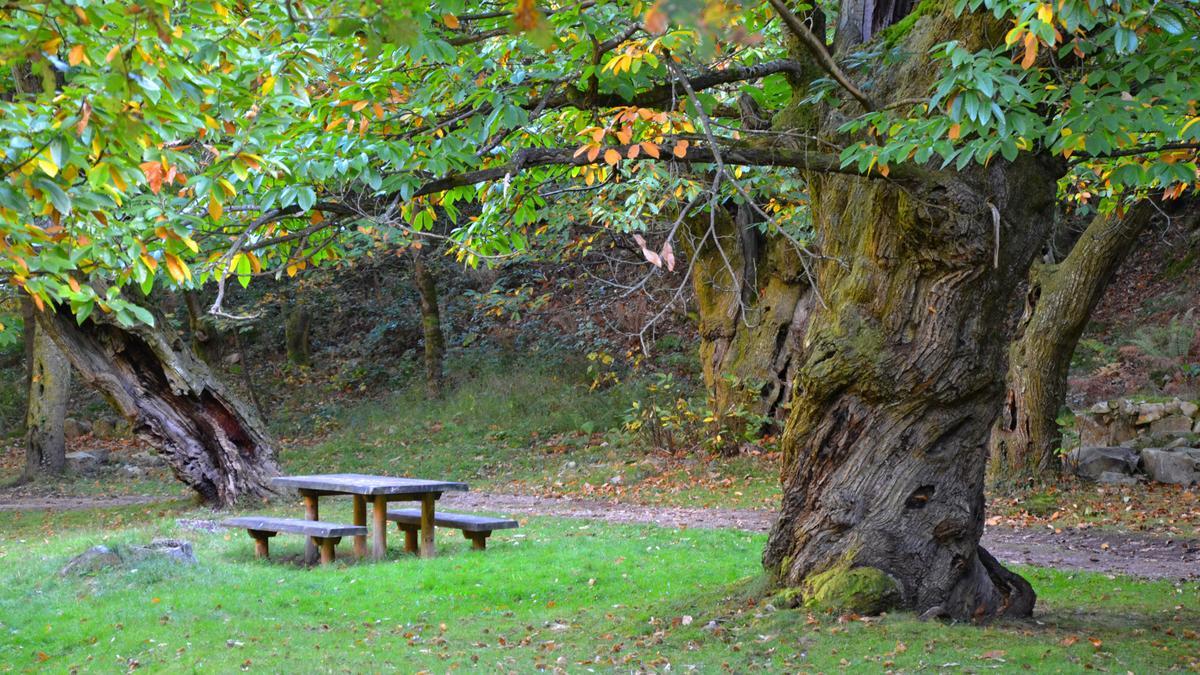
[
  {"xmin": 0, "ymin": 494, "xmax": 166, "ymax": 512},
  {"xmin": 444, "ymin": 492, "xmax": 1200, "ymax": 581}
]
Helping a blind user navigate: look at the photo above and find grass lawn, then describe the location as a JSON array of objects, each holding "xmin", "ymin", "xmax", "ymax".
[{"xmin": 1, "ymin": 500, "xmax": 1197, "ymax": 673}]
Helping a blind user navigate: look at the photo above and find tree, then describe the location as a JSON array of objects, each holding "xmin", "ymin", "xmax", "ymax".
[
  {"xmin": 411, "ymin": 242, "xmax": 446, "ymax": 398},
  {"xmin": 24, "ymin": 315, "xmax": 70, "ymax": 478},
  {"xmin": 1, "ymin": 0, "xmax": 1195, "ymax": 614},
  {"xmin": 987, "ymin": 203, "xmax": 1154, "ymax": 486},
  {"xmin": 36, "ymin": 305, "xmax": 279, "ymax": 507}
]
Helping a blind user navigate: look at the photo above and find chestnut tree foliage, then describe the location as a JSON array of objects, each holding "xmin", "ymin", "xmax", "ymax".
[{"xmin": 1, "ymin": 0, "xmax": 1197, "ymax": 608}]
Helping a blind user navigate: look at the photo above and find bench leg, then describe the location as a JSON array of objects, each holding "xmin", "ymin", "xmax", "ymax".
[
  {"xmin": 463, "ymin": 530, "xmax": 490, "ymax": 551},
  {"xmin": 317, "ymin": 537, "xmax": 341, "ymax": 565},
  {"xmin": 398, "ymin": 524, "xmax": 419, "ymax": 554},
  {"xmin": 352, "ymin": 495, "xmax": 367, "ymax": 558},
  {"xmin": 420, "ymin": 493, "xmax": 436, "ymax": 558},
  {"xmin": 248, "ymin": 530, "xmax": 275, "ymax": 559},
  {"xmin": 303, "ymin": 492, "xmax": 320, "ymax": 565}
]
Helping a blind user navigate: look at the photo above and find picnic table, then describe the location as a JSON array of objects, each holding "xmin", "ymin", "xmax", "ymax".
[{"xmin": 271, "ymin": 474, "xmax": 468, "ymax": 561}]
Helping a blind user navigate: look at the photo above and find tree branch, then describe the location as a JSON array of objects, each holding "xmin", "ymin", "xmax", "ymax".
[{"xmin": 766, "ymin": 0, "xmax": 876, "ymax": 110}]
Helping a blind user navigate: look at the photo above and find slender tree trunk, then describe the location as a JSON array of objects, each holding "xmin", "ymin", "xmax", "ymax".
[
  {"xmin": 284, "ymin": 305, "xmax": 312, "ymax": 366},
  {"xmin": 36, "ymin": 305, "xmax": 279, "ymax": 507},
  {"xmin": 763, "ymin": 155, "xmax": 1062, "ymax": 620},
  {"xmin": 987, "ymin": 204, "xmax": 1154, "ymax": 486},
  {"xmin": 183, "ymin": 290, "xmax": 224, "ymax": 364},
  {"xmin": 24, "ymin": 319, "xmax": 71, "ymax": 478},
  {"xmin": 412, "ymin": 245, "xmax": 445, "ymax": 398}
]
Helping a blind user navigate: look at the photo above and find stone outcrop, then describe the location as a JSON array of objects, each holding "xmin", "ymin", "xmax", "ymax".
[{"xmin": 1066, "ymin": 398, "xmax": 1200, "ymax": 486}]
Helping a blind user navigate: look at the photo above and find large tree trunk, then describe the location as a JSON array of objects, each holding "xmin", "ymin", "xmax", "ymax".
[
  {"xmin": 284, "ymin": 305, "xmax": 312, "ymax": 366},
  {"xmin": 183, "ymin": 290, "xmax": 224, "ymax": 365},
  {"xmin": 24, "ymin": 319, "xmax": 71, "ymax": 478},
  {"xmin": 412, "ymin": 245, "xmax": 446, "ymax": 399},
  {"xmin": 36, "ymin": 305, "xmax": 279, "ymax": 507},
  {"xmin": 987, "ymin": 204, "xmax": 1154, "ymax": 486},
  {"xmin": 763, "ymin": 154, "xmax": 1062, "ymax": 619}
]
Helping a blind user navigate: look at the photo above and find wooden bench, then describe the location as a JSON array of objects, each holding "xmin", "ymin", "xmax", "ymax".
[
  {"xmin": 386, "ymin": 509, "xmax": 518, "ymax": 551},
  {"xmin": 222, "ymin": 516, "xmax": 367, "ymax": 564}
]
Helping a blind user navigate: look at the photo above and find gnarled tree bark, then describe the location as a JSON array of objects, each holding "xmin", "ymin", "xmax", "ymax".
[
  {"xmin": 36, "ymin": 305, "xmax": 279, "ymax": 507},
  {"xmin": 987, "ymin": 203, "xmax": 1154, "ymax": 486},
  {"xmin": 761, "ymin": 1, "xmax": 1061, "ymax": 620}
]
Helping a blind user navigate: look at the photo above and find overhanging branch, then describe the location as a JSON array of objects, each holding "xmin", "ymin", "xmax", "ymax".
[{"xmin": 766, "ymin": 0, "xmax": 876, "ymax": 110}]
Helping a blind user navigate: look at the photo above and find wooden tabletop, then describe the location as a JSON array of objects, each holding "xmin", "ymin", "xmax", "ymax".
[{"xmin": 272, "ymin": 473, "xmax": 469, "ymax": 496}]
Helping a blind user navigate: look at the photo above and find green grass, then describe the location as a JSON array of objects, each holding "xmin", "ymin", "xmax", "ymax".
[
  {"xmin": 1, "ymin": 502, "xmax": 1197, "ymax": 673},
  {"xmin": 282, "ymin": 356, "xmax": 781, "ymax": 510}
]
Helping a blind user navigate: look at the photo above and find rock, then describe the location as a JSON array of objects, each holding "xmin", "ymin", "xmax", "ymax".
[
  {"xmin": 1150, "ymin": 415, "xmax": 1193, "ymax": 435},
  {"xmin": 1135, "ymin": 402, "xmax": 1166, "ymax": 425},
  {"xmin": 63, "ymin": 418, "xmax": 93, "ymax": 440},
  {"xmin": 1181, "ymin": 401, "xmax": 1198, "ymax": 418},
  {"xmin": 121, "ymin": 465, "xmax": 144, "ymax": 477},
  {"xmin": 1097, "ymin": 471, "xmax": 1139, "ymax": 485},
  {"xmin": 1140, "ymin": 448, "xmax": 1200, "ymax": 485},
  {"xmin": 608, "ymin": 475, "xmax": 624, "ymax": 485},
  {"xmin": 1064, "ymin": 446, "xmax": 1139, "ymax": 481},
  {"xmin": 1194, "ymin": 418, "xmax": 1200, "ymax": 434},
  {"xmin": 60, "ymin": 545, "xmax": 121, "ymax": 576},
  {"xmin": 1088, "ymin": 400, "xmax": 1112, "ymax": 415},
  {"xmin": 65, "ymin": 451, "xmax": 102, "ymax": 473},
  {"xmin": 1164, "ymin": 399, "xmax": 1184, "ymax": 416},
  {"xmin": 1076, "ymin": 413, "xmax": 1137, "ymax": 448},
  {"xmin": 130, "ymin": 451, "xmax": 164, "ymax": 467},
  {"xmin": 128, "ymin": 539, "xmax": 197, "ymax": 566}
]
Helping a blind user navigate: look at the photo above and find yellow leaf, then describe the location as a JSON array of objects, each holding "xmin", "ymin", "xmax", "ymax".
[
  {"xmin": 36, "ymin": 152, "xmax": 58, "ymax": 178},
  {"xmin": 68, "ymin": 45, "xmax": 85, "ymax": 67},
  {"xmin": 603, "ymin": 148, "xmax": 621, "ymax": 165},
  {"xmin": 141, "ymin": 254, "xmax": 158, "ymax": 271},
  {"xmin": 42, "ymin": 37, "xmax": 62, "ymax": 53},
  {"xmin": 163, "ymin": 253, "xmax": 191, "ymax": 283},
  {"xmin": 1181, "ymin": 117, "xmax": 1200, "ymax": 136},
  {"xmin": 207, "ymin": 195, "xmax": 223, "ymax": 221},
  {"xmin": 1005, "ymin": 26, "xmax": 1023, "ymax": 47},
  {"xmin": 217, "ymin": 178, "xmax": 237, "ymax": 199},
  {"xmin": 181, "ymin": 235, "xmax": 199, "ymax": 254},
  {"xmin": 261, "ymin": 76, "xmax": 276, "ymax": 95},
  {"xmin": 1037, "ymin": 4, "xmax": 1053, "ymax": 23},
  {"xmin": 443, "ymin": 14, "xmax": 460, "ymax": 29}
]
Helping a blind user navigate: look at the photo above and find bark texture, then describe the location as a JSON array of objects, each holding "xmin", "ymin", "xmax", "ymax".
[
  {"xmin": 987, "ymin": 204, "xmax": 1154, "ymax": 486},
  {"xmin": 412, "ymin": 246, "xmax": 446, "ymax": 399},
  {"xmin": 687, "ymin": 208, "xmax": 809, "ymax": 431},
  {"xmin": 24, "ymin": 320, "xmax": 70, "ymax": 478},
  {"xmin": 36, "ymin": 305, "xmax": 279, "ymax": 507},
  {"xmin": 761, "ymin": 1, "xmax": 1063, "ymax": 620},
  {"xmin": 183, "ymin": 290, "xmax": 224, "ymax": 364}
]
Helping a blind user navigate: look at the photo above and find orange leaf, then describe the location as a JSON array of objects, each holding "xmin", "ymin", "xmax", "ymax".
[
  {"xmin": 207, "ymin": 194, "xmax": 223, "ymax": 221},
  {"xmin": 603, "ymin": 148, "xmax": 621, "ymax": 166},
  {"xmin": 67, "ymin": 276, "xmax": 80, "ymax": 293},
  {"xmin": 672, "ymin": 139, "xmax": 689, "ymax": 158},
  {"xmin": 641, "ymin": 142, "xmax": 660, "ymax": 158},
  {"xmin": 442, "ymin": 14, "xmax": 460, "ymax": 29},
  {"xmin": 644, "ymin": 4, "xmax": 668, "ymax": 35},
  {"xmin": 948, "ymin": 124, "xmax": 961, "ymax": 140},
  {"xmin": 68, "ymin": 44, "xmax": 85, "ymax": 66},
  {"xmin": 573, "ymin": 143, "xmax": 591, "ymax": 158},
  {"xmin": 1021, "ymin": 32, "xmax": 1039, "ymax": 69},
  {"xmin": 626, "ymin": 144, "xmax": 641, "ymax": 159},
  {"xmin": 586, "ymin": 145, "xmax": 601, "ymax": 162},
  {"xmin": 139, "ymin": 162, "xmax": 164, "ymax": 194}
]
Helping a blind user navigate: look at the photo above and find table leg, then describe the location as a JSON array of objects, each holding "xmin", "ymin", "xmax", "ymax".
[
  {"xmin": 420, "ymin": 493, "xmax": 436, "ymax": 559},
  {"xmin": 352, "ymin": 495, "xmax": 367, "ymax": 558},
  {"xmin": 372, "ymin": 495, "xmax": 388, "ymax": 561},
  {"xmin": 302, "ymin": 492, "xmax": 319, "ymax": 565}
]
